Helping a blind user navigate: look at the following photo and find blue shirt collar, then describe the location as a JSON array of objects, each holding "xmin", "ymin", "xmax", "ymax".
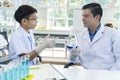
[
  {"xmin": 88, "ymin": 23, "xmax": 101, "ymax": 34},
  {"xmin": 88, "ymin": 23, "xmax": 101, "ymax": 41}
]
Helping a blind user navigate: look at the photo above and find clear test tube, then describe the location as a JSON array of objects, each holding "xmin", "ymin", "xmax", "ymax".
[
  {"xmin": 6, "ymin": 65, "xmax": 11, "ymax": 80},
  {"xmin": 2, "ymin": 65, "xmax": 7, "ymax": 80},
  {"xmin": 24, "ymin": 55, "xmax": 30, "ymax": 77},
  {"xmin": 67, "ymin": 30, "xmax": 78, "ymax": 49},
  {"xmin": 0, "ymin": 66, "xmax": 4, "ymax": 80},
  {"xmin": 11, "ymin": 64, "xmax": 16, "ymax": 80},
  {"xmin": 17, "ymin": 61, "xmax": 22, "ymax": 80},
  {"xmin": 20, "ymin": 56, "xmax": 26, "ymax": 79}
]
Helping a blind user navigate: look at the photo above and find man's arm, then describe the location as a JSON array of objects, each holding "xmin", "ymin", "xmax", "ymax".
[{"xmin": 110, "ymin": 30, "xmax": 120, "ymax": 70}]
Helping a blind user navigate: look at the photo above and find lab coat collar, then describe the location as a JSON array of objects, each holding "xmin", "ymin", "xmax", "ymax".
[
  {"xmin": 18, "ymin": 26, "xmax": 32, "ymax": 36},
  {"xmin": 91, "ymin": 24, "xmax": 105, "ymax": 44},
  {"xmin": 84, "ymin": 24, "xmax": 105, "ymax": 45}
]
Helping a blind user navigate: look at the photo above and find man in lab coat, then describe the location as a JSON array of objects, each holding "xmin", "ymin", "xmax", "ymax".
[{"xmin": 66, "ymin": 3, "xmax": 120, "ymax": 70}]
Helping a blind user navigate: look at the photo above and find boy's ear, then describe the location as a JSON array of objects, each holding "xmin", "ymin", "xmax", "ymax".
[{"xmin": 21, "ymin": 18, "xmax": 27, "ymax": 24}]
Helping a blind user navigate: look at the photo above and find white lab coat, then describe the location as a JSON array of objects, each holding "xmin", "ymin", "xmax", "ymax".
[
  {"xmin": 69, "ymin": 25, "xmax": 120, "ymax": 70},
  {"xmin": 0, "ymin": 34, "xmax": 8, "ymax": 56},
  {"xmin": 0, "ymin": 35, "xmax": 7, "ymax": 49}
]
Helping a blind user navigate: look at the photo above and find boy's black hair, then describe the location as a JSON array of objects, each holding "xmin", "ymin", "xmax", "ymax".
[
  {"xmin": 82, "ymin": 3, "xmax": 103, "ymax": 21},
  {"xmin": 14, "ymin": 5, "xmax": 37, "ymax": 24}
]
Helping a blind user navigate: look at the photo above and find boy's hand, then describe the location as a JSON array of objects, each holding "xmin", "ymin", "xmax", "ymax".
[{"xmin": 35, "ymin": 35, "xmax": 55, "ymax": 54}]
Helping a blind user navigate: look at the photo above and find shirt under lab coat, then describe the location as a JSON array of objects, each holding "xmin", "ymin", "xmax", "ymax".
[
  {"xmin": 69, "ymin": 24, "xmax": 120, "ymax": 70},
  {"xmin": 9, "ymin": 26, "xmax": 36, "ymax": 65}
]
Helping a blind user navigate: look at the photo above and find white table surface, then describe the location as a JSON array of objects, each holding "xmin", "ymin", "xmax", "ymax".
[
  {"xmin": 30, "ymin": 64, "xmax": 66, "ymax": 80},
  {"xmin": 54, "ymin": 67, "xmax": 120, "ymax": 80},
  {"xmin": 30, "ymin": 64, "xmax": 120, "ymax": 80}
]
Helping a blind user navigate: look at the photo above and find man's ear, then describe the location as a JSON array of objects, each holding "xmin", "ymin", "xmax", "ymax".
[{"xmin": 95, "ymin": 15, "xmax": 100, "ymax": 21}]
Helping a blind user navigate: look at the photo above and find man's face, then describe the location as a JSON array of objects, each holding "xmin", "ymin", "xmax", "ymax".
[{"xmin": 82, "ymin": 9, "xmax": 98, "ymax": 28}]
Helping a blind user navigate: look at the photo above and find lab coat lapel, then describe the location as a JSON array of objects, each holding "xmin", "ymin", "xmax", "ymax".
[
  {"xmin": 91, "ymin": 25, "xmax": 105, "ymax": 44},
  {"xmin": 84, "ymin": 30, "xmax": 91, "ymax": 45}
]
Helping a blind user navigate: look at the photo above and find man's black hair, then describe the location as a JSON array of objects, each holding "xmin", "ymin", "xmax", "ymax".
[{"xmin": 82, "ymin": 3, "xmax": 103, "ymax": 21}]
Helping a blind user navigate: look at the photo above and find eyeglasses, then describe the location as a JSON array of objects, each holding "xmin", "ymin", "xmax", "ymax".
[
  {"xmin": 27, "ymin": 18, "xmax": 38, "ymax": 21},
  {"xmin": 25, "ymin": 17, "xmax": 38, "ymax": 21}
]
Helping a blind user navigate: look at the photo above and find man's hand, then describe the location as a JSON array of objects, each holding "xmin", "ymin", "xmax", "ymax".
[{"xmin": 69, "ymin": 48, "xmax": 80, "ymax": 58}]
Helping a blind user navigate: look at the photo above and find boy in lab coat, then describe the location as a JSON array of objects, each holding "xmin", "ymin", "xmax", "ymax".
[{"xmin": 9, "ymin": 5, "xmax": 55, "ymax": 65}]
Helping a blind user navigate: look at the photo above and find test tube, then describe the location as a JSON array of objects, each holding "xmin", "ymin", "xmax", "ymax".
[
  {"xmin": 0, "ymin": 66, "xmax": 4, "ymax": 80},
  {"xmin": 25, "ymin": 55, "xmax": 30, "ymax": 77}
]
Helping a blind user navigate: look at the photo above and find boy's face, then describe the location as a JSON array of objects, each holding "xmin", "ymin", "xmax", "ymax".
[{"xmin": 24, "ymin": 12, "xmax": 37, "ymax": 29}]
